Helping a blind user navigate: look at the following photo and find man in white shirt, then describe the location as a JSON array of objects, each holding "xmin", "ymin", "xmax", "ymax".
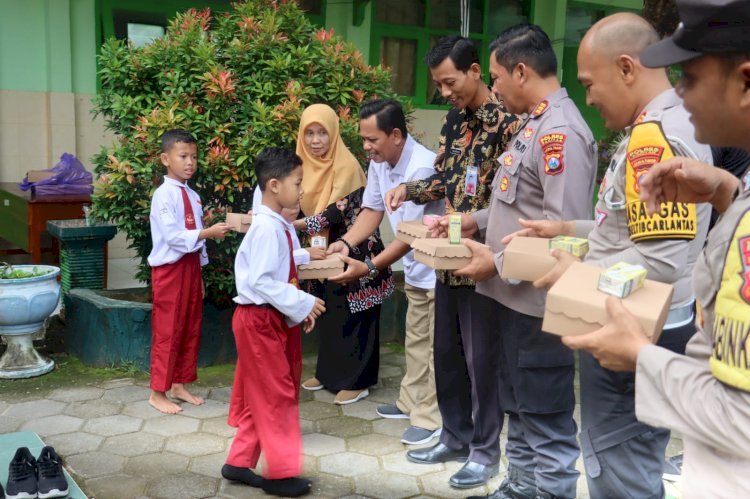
[{"xmin": 328, "ymin": 99, "xmax": 443, "ymax": 445}]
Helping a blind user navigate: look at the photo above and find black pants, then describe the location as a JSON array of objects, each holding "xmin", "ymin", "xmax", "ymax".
[
  {"xmin": 496, "ymin": 302, "xmax": 579, "ymax": 499},
  {"xmin": 580, "ymin": 321, "xmax": 696, "ymax": 499},
  {"xmin": 434, "ymin": 282, "xmax": 502, "ymax": 465}
]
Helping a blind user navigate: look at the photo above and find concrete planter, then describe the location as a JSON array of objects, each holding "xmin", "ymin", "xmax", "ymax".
[{"xmin": 0, "ymin": 264, "xmax": 61, "ymax": 378}]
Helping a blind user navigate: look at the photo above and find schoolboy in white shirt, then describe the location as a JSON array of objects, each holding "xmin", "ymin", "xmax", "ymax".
[
  {"xmin": 221, "ymin": 147, "xmax": 325, "ymax": 498},
  {"xmin": 147, "ymin": 129, "xmax": 231, "ymax": 415}
]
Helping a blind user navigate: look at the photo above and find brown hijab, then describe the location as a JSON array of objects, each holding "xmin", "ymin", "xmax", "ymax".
[{"xmin": 296, "ymin": 104, "xmax": 366, "ymax": 218}]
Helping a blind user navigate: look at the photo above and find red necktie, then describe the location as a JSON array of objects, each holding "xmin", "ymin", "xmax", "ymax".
[
  {"xmin": 180, "ymin": 187, "xmax": 197, "ymax": 229},
  {"xmin": 285, "ymin": 229, "xmax": 299, "ymax": 289}
]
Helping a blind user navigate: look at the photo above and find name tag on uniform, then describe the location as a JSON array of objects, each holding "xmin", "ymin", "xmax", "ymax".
[{"xmin": 465, "ymin": 165, "xmax": 478, "ymax": 196}]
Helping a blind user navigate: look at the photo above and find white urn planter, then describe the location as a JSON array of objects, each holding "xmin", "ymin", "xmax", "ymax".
[{"xmin": 0, "ymin": 263, "xmax": 60, "ymax": 378}]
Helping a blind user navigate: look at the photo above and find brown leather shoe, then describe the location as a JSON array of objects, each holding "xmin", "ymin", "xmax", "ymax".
[
  {"xmin": 301, "ymin": 377, "xmax": 323, "ymax": 391},
  {"xmin": 333, "ymin": 388, "xmax": 369, "ymax": 405}
]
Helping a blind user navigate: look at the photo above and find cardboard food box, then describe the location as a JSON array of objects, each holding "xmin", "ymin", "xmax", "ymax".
[
  {"xmin": 26, "ymin": 170, "xmax": 55, "ymax": 183},
  {"xmin": 549, "ymin": 235, "xmax": 589, "ymax": 258},
  {"xmin": 500, "ymin": 237, "xmax": 557, "ymax": 282},
  {"xmin": 396, "ymin": 220, "xmax": 433, "ymax": 245},
  {"xmin": 542, "ymin": 262, "xmax": 673, "ymax": 342},
  {"xmin": 298, "ymin": 254, "xmax": 345, "ymax": 280},
  {"xmin": 226, "ymin": 213, "xmax": 252, "ymax": 233},
  {"xmin": 411, "ymin": 237, "xmax": 473, "ymax": 270},
  {"xmin": 598, "ymin": 262, "xmax": 647, "ymax": 298}
]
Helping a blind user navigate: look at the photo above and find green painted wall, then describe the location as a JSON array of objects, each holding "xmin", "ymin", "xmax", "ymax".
[
  {"xmin": 324, "ymin": 0, "xmax": 372, "ymax": 63},
  {"xmin": 530, "ymin": 0, "xmax": 567, "ymax": 80}
]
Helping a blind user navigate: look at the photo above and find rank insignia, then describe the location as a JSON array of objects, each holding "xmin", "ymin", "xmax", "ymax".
[
  {"xmin": 532, "ymin": 100, "xmax": 549, "ymax": 117},
  {"xmin": 500, "ymin": 176, "xmax": 510, "ymax": 192},
  {"xmin": 503, "ymin": 155, "xmax": 513, "ymax": 167}
]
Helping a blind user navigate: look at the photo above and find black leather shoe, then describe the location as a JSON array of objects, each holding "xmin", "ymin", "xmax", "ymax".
[
  {"xmin": 449, "ymin": 460, "xmax": 500, "ymax": 489},
  {"xmin": 406, "ymin": 443, "xmax": 470, "ymax": 464},
  {"xmin": 466, "ymin": 475, "xmax": 537, "ymax": 499}
]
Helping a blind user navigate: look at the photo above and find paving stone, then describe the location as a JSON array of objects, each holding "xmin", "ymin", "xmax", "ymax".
[
  {"xmin": 0, "ymin": 401, "xmax": 9, "ymax": 415},
  {"xmin": 299, "ymin": 400, "xmax": 340, "ymax": 421},
  {"xmin": 317, "ymin": 416, "xmax": 371, "ymax": 439},
  {"xmin": 302, "ymin": 433, "xmax": 346, "ymax": 457},
  {"xmin": 143, "ymin": 414, "xmax": 200, "ymax": 436},
  {"xmin": 309, "ymin": 473, "xmax": 355, "ymax": 497},
  {"xmin": 4, "ymin": 400, "xmax": 66, "ymax": 420},
  {"xmin": 299, "ymin": 389, "xmax": 314, "ymax": 402},
  {"xmin": 209, "ymin": 386, "xmax": 232, "ymax": 403},
  {"xmin": 190, "ymin": 451, "xmax": 228, "ymax": 478},
  {"xmin": 382, "ymin": 451, "xmax": 444, "ymax": 476},
  {"xmin": 347, "ymin": 433, "xmax": 405, "ymax": 456},
  {"xmin": 380, "ymin": 375, "xmax": 404, "ymax": 389},
  {"xmin": 100, "ymin": 384, "xmax": 151, "ymax": 403},
  {"xmin": 201, "ymin": 416, "xmax": 236, "ymax": 438},
  {"xmin": 341, "ymin": 400, "xmax": 382, "ymax": 421},
  {"xmin": 86, "ymin": 473, "xmax": 148, "ymax": 498},
  {"xmin": 355, "ymin": 470, "xmax": 419, "ymax": 498},
  {"xmin": 165, "ymin": 432, "xmax": 226, "ymax": 457},
  {"xmin": 300, "ymin": 418, "xmax": 316, "ymax": 435},
  {"xmin": 381, "ymin": 354, "xmax": 406, "ymax": 367},
  {"xmin": 122, "ymin": 399, "xmax": 168, "ymax": 419},
  {"xmin": 366, "ymin": 387, "xmax": 401, "ymax": 404},
  {"xmin": 83, "ymin": 414, "xmax": 143, "ymax": 436},
  {"xmin": 96, "ymin": 378, "xmax": 135, "ymax": 389},
  {"xmin": 146, "ymin": 472, "xmax": 219, "ymax": 499},
  {"xmin": 303, "ymin": 454, "xmax": 319, "ymax": 475},
  {"xmin": 219, "ymin": 480, "xmax": 268, "ymax": 498},
  {"xmin": 319, "ymin": 452, "xmax": 379, "ymax": 477},
  {"xmin": 48, "ymin": 386, "xmax": 104, "ymax": 402},
  {"xmin": 179, "ymin": 399, "xmax": 228, "ymax": 419},
  {"xmin": 45, "ymin": 432, "xmax": 103, "ymax": 456},
  {"xmin": 20, "ymin": 414, "xmax": 83, "ymax": 436},
  {"xmin": 301, "ymin": 356, "xmax": 317, "ymax": 367},
  {"xmin": 371, "ymin": 417, "xmax": 411, "ymax": 437},
  {"xmin": 378, "ymin": 365, "xmax": 404, "ymax": 378},
  {"xmin": 104, "ymin": 431, "xmax": 165, "ymax": 456},
  {"xmin": 0, "ymin": 415, "xmax": 22, "ymax": 433},
  {"xmin": 65, "ymin": 451, "xmax": 126, "ymax": 479},
  {"xmin": 312, "ymin": 390, "xmax": 336, "ymax": 403},
  {"xmin": 124, "ymin": 452, "xmax": 190, "ymax": 478},
  {"xmin": 420, "ymin": 470, "xmax": 497, "ymax": 499},
  {"xmin": 64, "ymin": 400, "xmax": 123, "ymax": 419}
]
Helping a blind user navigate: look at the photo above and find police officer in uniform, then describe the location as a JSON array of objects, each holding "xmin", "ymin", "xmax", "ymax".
[
  {"xmin": 454, "ymin": 24, "xmax": 598, "ymax": 499},
  {"xmin": 509, "ymin": 13, "xmax": 712, "ymax": 498},
  {"xmin": 563, "ymin": 0, "xmax": 750, "ymax": 497}
]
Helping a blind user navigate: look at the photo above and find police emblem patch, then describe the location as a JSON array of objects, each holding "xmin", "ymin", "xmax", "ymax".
[
  {"xmin": 595, "ymin": 208, "xmax": 607, "ymax": 226},
  {"xmin": 539, "ymin": 133, "xmax": 566, "ymax": 176},
  {"xmin": 504, "ymin": 155, "xmax": 513, "ymax": 167},
  {"xmin": 523, "ymin": 128, "xmax": 534, "ymax": 140},
  {"xmin": 500, "ymin": 176, "xmax": 510, "ymax": 192}
]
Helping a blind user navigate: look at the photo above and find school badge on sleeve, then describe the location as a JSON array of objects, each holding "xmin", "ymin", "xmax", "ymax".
[{"xmin": 539, "ymin": 133, "xmax": 566, "ymax": 176}]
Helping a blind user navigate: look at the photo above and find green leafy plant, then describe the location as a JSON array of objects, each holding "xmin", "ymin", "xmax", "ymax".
[
  {"xmin": 0, "ymin": 263, "xmax": 53, "ymax": 279},
  {"xmin": 91, "ymin": 0, "xmax": 402, "ymax": 307}
]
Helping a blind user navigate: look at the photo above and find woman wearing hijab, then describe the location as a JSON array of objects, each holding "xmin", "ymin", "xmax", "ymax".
[{"xmin": 293, "ymin": 103, "xmax": 394, "ymax": 405}]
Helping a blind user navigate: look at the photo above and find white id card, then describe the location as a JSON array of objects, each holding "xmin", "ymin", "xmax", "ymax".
[{"xmin": 465, "ymin": 165, "xmax": 478, "ymax": 196}]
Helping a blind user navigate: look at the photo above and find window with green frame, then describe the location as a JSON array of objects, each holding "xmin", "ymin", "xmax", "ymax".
[{"xmin": 370, "ymin": 0, "xmax": 530, "ymax": 108}]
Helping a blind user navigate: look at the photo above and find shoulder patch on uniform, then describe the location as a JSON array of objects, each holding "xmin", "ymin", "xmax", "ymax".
[
  {"xmin": 532, "ymin": 100, "xmax": 549, "ymax": 117},
  {"xmin": 503, "ymin": 154, "xmax": 514, "ymax": 167},
  {"xmin": 595, "ymin": 208, "xmax": 607, "ymax": 226},
  {"xmin": 539, "ymin": 133, "xmax": 566, "ymax": 176},
  {"xmin": 499, "ymin": 175, "xmax": 510, "ymax": 192},
  {"xmin": 522, "ymin": 127, "xmax": 534, "ymax": 140}
]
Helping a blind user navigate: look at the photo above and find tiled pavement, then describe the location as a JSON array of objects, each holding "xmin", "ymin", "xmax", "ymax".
[{"xmin": 0, "ymin": 347, "xmax": 683, "ymax": 499}]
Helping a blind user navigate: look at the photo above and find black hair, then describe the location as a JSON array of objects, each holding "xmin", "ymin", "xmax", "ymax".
[
  {"xmin": 254, "ymin": 147, "xmax": 303, "ymax": 192},
  {"xmin": 424, "ymin": 36, "xmax": 479, "ymax": 72},
  {"xmin": 160, "ymin": 129, "xmax": 197, "ymax": 153},
  {"xmin": 490, "ymin": 24, "xmax": 557, "ymax": 78},
  {"xmin": 359, "ymin": 98, "xmax": 407, "ymax": 137}
]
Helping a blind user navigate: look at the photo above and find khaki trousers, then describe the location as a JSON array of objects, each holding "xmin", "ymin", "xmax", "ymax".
[{"xmin": 396, "ymin": 283, "xmax": 441, "ymax": 430}]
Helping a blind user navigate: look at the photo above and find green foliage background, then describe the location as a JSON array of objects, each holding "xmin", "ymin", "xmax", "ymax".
[{"xmin": 91, "ymin": 0, "xmax": 401, "ymax": 306}]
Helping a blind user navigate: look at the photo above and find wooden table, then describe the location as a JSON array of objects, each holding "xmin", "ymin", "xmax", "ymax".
[{"xmin": 0, "ymin": 182, "xmax": 91, "ymax": 263}]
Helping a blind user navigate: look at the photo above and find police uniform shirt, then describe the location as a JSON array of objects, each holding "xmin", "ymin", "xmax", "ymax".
[
  {"xmin": 234, "ymin": 204, "xmax": 316, "ymax": 327},
  {"xmin": 634, "ymin": 171, "xmax": 750, "ymax": 498},
  {"xmin": 473, "ymin": 88, "xmax": 598, "ymax": 317},
  {"xmin": 148, "ymin": 176, "xmax": 208, "ymax": 267},
  {"xmin": 580, "ymin": 89, "xmax": 712, "ymax": 310},
  {"xmin": 361, "ymin": 134, "xmax": 441, "ymax": 289}
]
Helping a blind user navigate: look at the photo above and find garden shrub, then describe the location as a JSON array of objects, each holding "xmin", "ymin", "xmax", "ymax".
[{"xmin": 91, "ymin": 0, "xmax": 401, "ymax": 306}]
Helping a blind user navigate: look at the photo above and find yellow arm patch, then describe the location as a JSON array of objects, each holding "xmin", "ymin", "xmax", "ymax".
[{"xmin": 625, "ymin": 122, "xmax": 697, "ymax": 242}]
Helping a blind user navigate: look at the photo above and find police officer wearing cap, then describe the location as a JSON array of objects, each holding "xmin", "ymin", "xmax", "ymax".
[
  {"xmin": 562, "ymin": 0, "xmax": 750, "ymax": 497},
  {"xmin": 455, "ymin": 24, "xmax": 597, "ymax": 499}
]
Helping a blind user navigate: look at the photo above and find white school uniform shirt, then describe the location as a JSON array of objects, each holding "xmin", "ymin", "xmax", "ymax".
[
  {"xmin": 252, "ymin": 186, "xmax": 310, "ymax": 266},
  {"xmin": 234, "ymin": 204, "xmax": 316, "ymax": 326},
  {"xmin": 148, "ymin": 176, "xmax": 208, "ymax": 267},
  {"xmin": 361, "ymin": 135, "xmax": 442, "ymax": 289}
]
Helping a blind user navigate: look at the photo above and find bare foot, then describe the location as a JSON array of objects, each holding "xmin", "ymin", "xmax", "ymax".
[
  {"xmin": 149, "ymin": 390, "xmax": 182, "ymax": 414},
  {"xmin": 170, "ymin": 383, "xmax": 205, "ymax": 406}
]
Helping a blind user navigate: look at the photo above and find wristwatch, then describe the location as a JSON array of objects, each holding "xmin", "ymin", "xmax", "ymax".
[{"xmin": 364, "ymin": 256, "xmax": 378, "ymax": 280}]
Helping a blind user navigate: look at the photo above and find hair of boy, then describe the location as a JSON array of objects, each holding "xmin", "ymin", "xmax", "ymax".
[
  {"xmin": 490, "ymin": 24, "xmax": 558, "ymax": 78},
  {"xmin": 424, "ymin": 36, "xmax": 479, "ymax": 72},
  {"xmin": 160, "ymin": 129, "xmax": 197, "ymax": 153},
  {"xmin": 254, "ymin": 147, "xmax": 303, "ymax": 192},
  {"xmin": 359, "ymin": 99, "xmax": 408, "ymax": 137}
]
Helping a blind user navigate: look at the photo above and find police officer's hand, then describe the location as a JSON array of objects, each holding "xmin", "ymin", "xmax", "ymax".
[
  {"xmin": 500, "ymin": 218, "xmax": 575, "ymax": 245},
  {"xmin": 562, "ymin": 296, "xmax": 651, "ymax": 372},
  {"xmin": 385, "ymin": 184, "xmax": 407, "ymax": 213},
  {"xmin": 309, "ymin": 298, "xmax": 326, "ymax": 319},
  {"xmin": 304, "ymin": 247, "xmax": 326, "ymax": 261},
  {"xmin": 431, "ymin": 213, "xmax": 479, "ymax": 239},
  {"xmin": 532, "ymin": 249, "xmax": 579, "ymax": 288},
  {"xmin": 328, "ymin": 256, "xmax": 367, "ymax": 285},
  {"xmin": 326, "ymin": 240, "xmax": 350, "ymax": 257},
  {"xmin": 641, "ymin": 157, "xmax": 740, "ymax": 215},
  {"xmin": 453, "ymin": 239, "xmax": 496, "ymax": 281}
]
